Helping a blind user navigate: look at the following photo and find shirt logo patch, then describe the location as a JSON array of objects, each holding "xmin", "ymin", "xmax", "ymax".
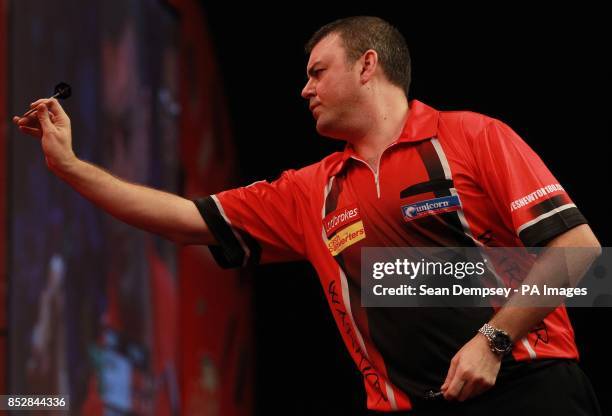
[
  {"xmin": 327, "ymin": 220, "xmax": 366, "ymax": 256},
  {"xmin": 323, "ymin": 204, "xmax": 361, "ymax": 239},
  {"xmin": 401, "ymin": 195, "xmax": 460, "ymax": 222}
]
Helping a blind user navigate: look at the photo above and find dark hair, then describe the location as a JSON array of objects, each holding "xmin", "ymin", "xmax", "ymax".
[{"xmin": 305, "ymin": 16, "xmax": 411, "ymax": 97}]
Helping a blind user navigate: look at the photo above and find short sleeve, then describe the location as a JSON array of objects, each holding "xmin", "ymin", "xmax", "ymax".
[
  {"xmin": 473, "ymin": 118, "xmax": 587, "ymax": 246},
  {"xmin": 193, "ymin": 170, "xmax": 307, "ymax": 268}
]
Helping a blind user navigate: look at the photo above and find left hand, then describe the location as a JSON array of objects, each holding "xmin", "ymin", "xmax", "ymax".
[{"xmin": 440, "ymin": 333, "xmax": 502, "ymax": 401}]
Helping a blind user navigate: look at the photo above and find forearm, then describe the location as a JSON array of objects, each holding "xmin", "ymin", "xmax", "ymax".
[
  {"xmin": 489, "ymin": 306, "xmax": 553, "ymax": 342},
  {"xmin": 489, "ymin": 224, "xmax": 601, "ymax": 340},
  {"xmin": 55, "ymin": 159, "xmax": 214, "ymax": 245}
]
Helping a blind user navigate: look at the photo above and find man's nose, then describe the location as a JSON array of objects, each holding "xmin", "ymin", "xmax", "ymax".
[{"xmin": 301, "ymin": 79, "xmax": 315, "ymax": 99}]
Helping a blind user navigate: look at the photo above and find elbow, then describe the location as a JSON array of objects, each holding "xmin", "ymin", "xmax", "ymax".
[
  {"xmin": 581, "ymin": 229, "xmax": 602, "ymax": 263},
  {"xmin": 581, "ymin": 229, "xmax": 602, "ymax": 265},
  {"xmin": 592, "ymin": 242, "xmax": 602, "ymax": 260},
  {"xmin": 584, "ymin": 227, "xmax": 602, "ymax": 259}
]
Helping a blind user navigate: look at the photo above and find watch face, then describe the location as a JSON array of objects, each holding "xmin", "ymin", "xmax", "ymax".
[{"xmin": 492, "ymin": 332, "xmax": 512, "ymax": 351}]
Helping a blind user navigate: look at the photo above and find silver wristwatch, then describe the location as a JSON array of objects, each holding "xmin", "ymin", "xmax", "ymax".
[{"xmin": 478, "ymin": 323, "xmax": 513, "ymax": 356}]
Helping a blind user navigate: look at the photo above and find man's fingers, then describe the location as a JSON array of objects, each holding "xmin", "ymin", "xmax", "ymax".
[
  {"xmin": 15, "ymin": 106, "xmax": 42, "ymax": 124},
  {"xmin": 457, "ymin": 380, "xmax": 476, "ymax": 402},
  {"xmin": 42, "ymin": 98, "xmax": 67, "ymax": 118},
  {"xmin": 19, "ymin": 125, "xmax": 42, "ymax": 138},
  {"xmin": 36, "ymin": 104, "xmax": 54, "ymax": 131},
  {"xmin": 14, "ymin": 105, "xmax": 57, "ymax": 137},
  {"xmin": 30, "ymin": 98, "xmax": 47, "ymax": 108},
  {"xmin": 18, "ymin": 113, "xmax": 38, "ymax": 125},
  {"xmin": 441, "ymin": 357, "xmax": 458, "ymax": 391},
  {"xmin": 30, "ymin": 98, "xmax": 67, "ymax": 119},
  {"xmin": 13, "ymin": 115, "xmax": 26, "ymax": 125},
  {"xmin": 443, "ymin": 377, "xmax": 465, "ymax": 401},
  {"xmin": 14, "ymin": 113, "xmax": 41, "ymax": 130},
  {"xmin": 457, "ymin": 375, "xmax": 495, "ymax": 402}
]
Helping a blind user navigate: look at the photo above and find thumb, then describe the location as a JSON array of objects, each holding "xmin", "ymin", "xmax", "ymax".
[{"xmin": 36, "ymin": 104, "xmax": 53, "ymax": 131}]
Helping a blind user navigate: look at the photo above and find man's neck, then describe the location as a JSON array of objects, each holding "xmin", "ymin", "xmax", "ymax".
[{"xmin": 349, "ymin": 96, "xmax": 410, "ymax": 172}]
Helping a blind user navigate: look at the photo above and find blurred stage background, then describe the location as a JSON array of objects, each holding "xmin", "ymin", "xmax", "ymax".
[{"xmin": 0, "ymin": 1, "xmax": 609, "ymax": 415}]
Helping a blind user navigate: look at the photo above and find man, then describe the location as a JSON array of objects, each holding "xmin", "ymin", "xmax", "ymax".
[{"xmin": 13, "ymin": 16, "xmax": 601, "ymax": 415}]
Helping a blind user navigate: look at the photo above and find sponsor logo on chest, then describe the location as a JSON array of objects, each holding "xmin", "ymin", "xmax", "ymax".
[
  {"xmin": 326, "ymin": 220, "xmax": 366, "ymax": 256},
  {"xmin": 401, "ymin": 195, "xmax": 460, "ymax": 221},
  {"xmin": 323, "ymin": 204, "xmax": 361, "ymax": 238},
  {"xmin": 323, "ymin": 204, "xmax": 366, "ymax": 256}
]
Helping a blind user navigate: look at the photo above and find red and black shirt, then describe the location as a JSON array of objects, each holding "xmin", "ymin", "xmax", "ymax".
[{"xmin": 194, "ymin": 100, "xmax": 587, "ymax": 411}]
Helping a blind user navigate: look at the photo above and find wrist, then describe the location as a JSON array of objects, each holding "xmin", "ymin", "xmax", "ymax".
[
  {"xmin": 478, "ymin": 323, "xmax": 514, "ymax": 357},
  {"xmin": 50, "ymin": 154, "xmax": 81, "ymax": 179},
  {"xmin": 476, "ymin": 332, "xmax": 504, "ymax": 360}
]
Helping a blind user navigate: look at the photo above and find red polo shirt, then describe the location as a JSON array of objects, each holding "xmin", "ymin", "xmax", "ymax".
[{"xmin": 194, "ymin": 100, "xmax": 587, "ymax": 411}]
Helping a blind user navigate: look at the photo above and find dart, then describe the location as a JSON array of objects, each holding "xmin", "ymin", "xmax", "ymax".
[{"xmin": 20, "ymin": 82, "xmax": 72, "ymax": 118}]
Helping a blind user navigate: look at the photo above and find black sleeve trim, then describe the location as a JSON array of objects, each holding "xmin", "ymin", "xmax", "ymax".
[
  {"xmin": 528, "ymin": 194, "xmax": 570, "ymax": 218},
  {"xmin": 518, "ymin": 207, "xmax": 587, "ymax": 247},
  {"xmin": 194, "ymin": 196, "xmax": 248, "ymax": 269}
]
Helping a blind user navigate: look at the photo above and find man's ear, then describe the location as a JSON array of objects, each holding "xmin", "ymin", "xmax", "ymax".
[{"xmin": 360, "ymin": 49, "xmax": 379, "ymax": 84}]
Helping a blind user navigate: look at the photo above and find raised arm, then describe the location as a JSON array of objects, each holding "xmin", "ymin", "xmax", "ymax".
[{"xmin": 13, "ymin": 98, "xmax": 215, "ymax": 246}]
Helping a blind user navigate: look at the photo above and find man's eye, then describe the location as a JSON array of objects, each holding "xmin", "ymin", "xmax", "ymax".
[{"xmin": 306, "ymin": 68, "xmax": 325, "ymax": 81}]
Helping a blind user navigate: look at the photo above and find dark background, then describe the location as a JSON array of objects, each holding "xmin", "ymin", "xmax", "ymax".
[{"xmin": 202, "ymin": 5, "xmax": 610, "ymax": 415}]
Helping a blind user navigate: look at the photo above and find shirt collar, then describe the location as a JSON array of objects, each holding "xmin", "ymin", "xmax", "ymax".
[{"xmin": 335, "ymin": 99, "xmax": 440, "ymax": 172}]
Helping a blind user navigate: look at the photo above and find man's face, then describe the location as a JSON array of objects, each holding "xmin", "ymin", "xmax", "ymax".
[{"xmin": 301, "ymin": 34, "xmax": 362, "ymax": 139}]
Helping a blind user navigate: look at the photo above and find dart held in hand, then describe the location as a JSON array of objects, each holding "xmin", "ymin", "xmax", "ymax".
[{"xmin": 21, "ymin": 82, "xmax": 72, "ymax": 118}]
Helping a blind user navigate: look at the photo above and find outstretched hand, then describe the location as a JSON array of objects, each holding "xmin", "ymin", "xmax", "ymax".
[{"xmin": 13, "ymin": 98, "xmax": 77, "ymax": 174}]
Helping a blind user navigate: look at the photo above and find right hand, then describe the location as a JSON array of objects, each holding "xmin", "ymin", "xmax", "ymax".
[{"xmin": 12, "ymin": 98, "xmax": 77, "ymax": 174}]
